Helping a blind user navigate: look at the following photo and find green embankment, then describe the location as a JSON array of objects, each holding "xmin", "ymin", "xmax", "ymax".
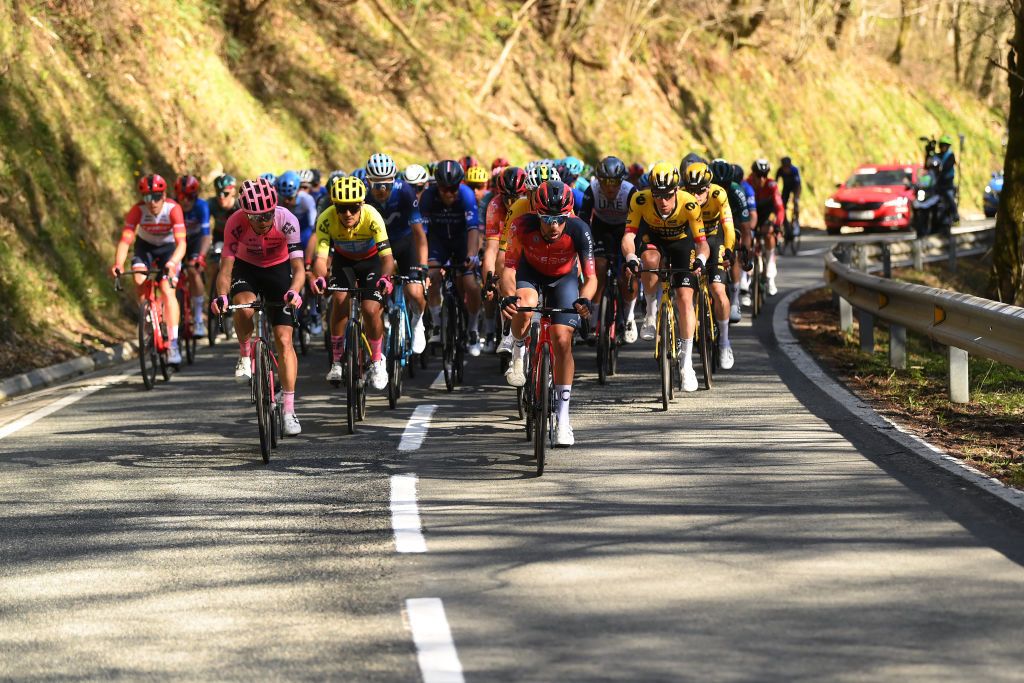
[{"xmin": 0, "ymin": 1, "xmax": 1007, "ymax": 375}]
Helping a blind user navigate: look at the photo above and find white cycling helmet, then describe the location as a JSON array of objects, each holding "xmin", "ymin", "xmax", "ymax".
[
  {"xmin": 297, "ymin": 169, "xmax": 314, "ymax": 184},
  {"xmin": 525, "ymin": 162, "xmax": 559, "ymax": 191},
  {"xmin": 366, "ymin": 153, "xmax": 398, "ymax": 181},
  {"xmin": 403, "ymin": 164, "xmax": 429, "ymax": 186}
]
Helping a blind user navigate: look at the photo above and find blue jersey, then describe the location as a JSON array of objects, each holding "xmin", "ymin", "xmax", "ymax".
[
  {"xmin": 366, "ymin": 179, "xmax": 422, "ymax": 243},
  {"xmin": 419, "ymin": 184, "xmax": 480, "ymax": 238},
  {"xmin": 571, "ymin": 187, "xmax": 585, "ymax": 214},
  {"xmin": 741, "ymin": 181, "xmax": 756, "ymax": 214},
  {"xmin": 183, "ymin": 198, "xmax": 211, "ymax": 237},
  {"xmin": 775, "ymin": 164, "xmax": 802, "ymax": 190},
  {"xmin": 312, "ymin": 186, "xmax": 327, "ymax": 205},
  {"xmin": 291, "ymin": 191, "xmax": 318, "ymax": 245}
]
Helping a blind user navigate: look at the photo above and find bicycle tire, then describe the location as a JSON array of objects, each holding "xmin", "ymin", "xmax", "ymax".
[
  {"xmin": 356, "ymin": 321, "xmax": 367, "ymax": 422},
  {"xmin": 254, "ymin": 341, "xmax": 271, "ymax": 463},
  {"xmin": 139, "ymin": 301, "xmax": 157, "ymax": 390},
  {"xmin": 269, "ymin": 351, "xmax": 280, "ymax": 450},
  {"xmin": 517, "ymin": 385, "xmax": 526, "ymax": 421},
  {"xmin": 299, "ymin": 324, "xmax": 310, "ymax": 356},
  {"xmin": 699, "ymin": 286, "xmax": 714, "ymax": 390},
  {"xmin": 597, "ymin": 293, "xmax": 609, "ymax": 385},
  {"xmin": 534, "ymin": 350, "xmax": 550, "ymax": 475},
  {"xmin": 345, "ymin": 319, "xmax": 357, "ymax": 434},
  {"xmin": 207, "ymin": 310, "xmax": 218, "ymax": 347},
  {"xmin": 791, "ymin": 232, "xmax": 801, "ymax": 256},
  {"xmin": 388, "ymin": 310, "xmax": 401, "ymax": 410},
  {"xmin": 659, "ymin": 302, "xmax": 670, "ymax": 411},
  {"xmin": 752, "ymin": 255, "xmax": 762, "ymax": 319},
  {"xmin": 441, "ymin": 298, "xmax": 455, "ymax": 392},
  {"xmin": 455, "ymin": 304, "xmax": 466, "ymax": 383}
]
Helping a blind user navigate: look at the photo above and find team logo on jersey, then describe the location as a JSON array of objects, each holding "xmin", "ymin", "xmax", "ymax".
[
  {"xmin": 635, "ymin": 194, "xmax": 647, "ymax": 206},
  {"xmin": 282, "ymin": 222, "xmax": 296, "ymax": 235},
  {"xmin": 685, "ymin": 202, "xmax": 698, "ymax": 211}
]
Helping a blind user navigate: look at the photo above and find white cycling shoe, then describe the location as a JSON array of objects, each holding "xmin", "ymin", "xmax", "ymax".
[
  {"xmin": 720, "ymin": 345, "xmax": 735, "ymax": 370},
  {"xmin": 554, "ymin": 420, "xmax": 575, "ymax": 447},
  {"xmin": 467, "ymin": 331, "xmax": 481, "ymax": 357},
  {"xmin": 194, "ymin": 318, "xmax": 207, "ymax": 337},
  {"xmin": 368, "ymin": 359, "xmax": 389, "ymax": 391},
  {"xmin": 234, "ymin": 356, "xmax": 252, "ymax": 383},
  {"xmin": 497, "ymin": 333, "xmax": 515, "ymax": 356},
  {"xmin": 283, "ymin": 413, "xmax": 301, "ymax": 436},
  {"xmin": 767, "ymin": 278, "xmax": 778, "ymax": 296},
  {"xmin": 624, "ymin": 319, "xmax": 639, "ymax": 344},
  {"xmin": 682, "ymin": 366, "xmax": 698, "ymax": 392},
  {"xmin": 326, "ymin": 362, "xmax": 344, "ymax": 383},
  {"xmin": 740, "ymin": 291, "xmax": 752, "ymax": 307},
  {"xmin": 729, "ymin": 303, "xmax": 742, "ymax": 323},
  {"xmin": 412, "ymin": 318, "xmax": 427, "ymax": 354},
  {"xmin": 167, "ymin": 344, "xmax": 182, "ymax": 365},
  {"xmin": 505, "ymin": 357, "xmax": 526, "ymax": 387},
  {"xmin": 640, "ymin": 316, "xmax": 656, "ymax": 341}
]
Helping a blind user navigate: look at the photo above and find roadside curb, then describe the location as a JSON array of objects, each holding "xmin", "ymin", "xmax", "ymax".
[
  {"xmin": 774, "ymin": 285, "xmax": 1024, "ymax": 513},
  {"xmin": 0, "ymin": 341, "xmax": 137, "ymax": 404}
]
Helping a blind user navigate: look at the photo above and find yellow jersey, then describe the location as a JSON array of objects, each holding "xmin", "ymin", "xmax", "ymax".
[
  {"xmin": 698, "ymin": 184, "xmax": 735, "ymax": 250},
  {"xmin": 315, "ymin": 204, "xmax": 391, "ymax": 261},
  {"xmin": 499, "ymin": 195, "xmax": 533, "ymax": 252},
  {"xmin": 625, "ymin": 189, "xmax": 706, "ymax": 243}
]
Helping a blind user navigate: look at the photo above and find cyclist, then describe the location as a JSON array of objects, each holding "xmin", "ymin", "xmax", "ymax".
[
  {"xmin": 310, "ymin": 176, "xmax": 395, "ymax": 391},
  {"xmin": 318, "ymin": 170, "xmax": 347, "ymax": 215},
  {"xmin": 628, "ymin": 162, "xmax": 645, "ymax": 186},
  {"xmin": 621, "ymin": 161, "xmax": 708, "ymax": 392},
  {"xmin": 465, "ymin": 165, "xmax": 491, "ymax": 216},
  {"xmin": 682, "ymin": 162, "xmax": 735, "ymax": 370},
  {"xmin": 557, "ymin": 161, "xmax": 586, "ymax": 213},
  {"xmin": 110, "ymin": 174, "xmax": 187, "ymax": 365},
  {"xmin": 578, "ymin": 156, "xmax": 638, "ymax": 342},
  {"xmin": 404, "ymin": 164, "xmax": 430, "ymax": 200},
  {"xmin": 365, "ymin": 152, "xmax": 429, "ymax": 353},
  {"xmin": 500, "ymin": 180, "xmax": 596, "ymax": 447},
  {"xmin": 733, "ymin": 163, "xmax": 758, "ymax": 307},
  {"xmin": 307, "ymin": 169, "xmax": 328, "ymax": 205},
  {"xmin": 175, "ymin": 175, "xmax": 211, "ymax": 338},
  {"xmin": 210, "ymin": 178, "xmax": 305, "ymax": 436},
  {"xmin": 276, "ymin": 170, "xmax": 322, "ymax": 334},
  {"xmin": 482, "ymin": 166, "xmax": 528, "ymax": 353},
  {"xmin": 420, "ymin": 160, "xmax": 483, "ymax": 356},
  {"xmin": 710, "ymin": 159, "xmax": 752, "ymax": 323},
  {"xmin": 260, "ymin": 172, "xmax": 277, "ymax": 185},
  {"xmin": 747, "ymin": 159, "xmax": 784, "ymax": 296},
  {"xmin": 206, "ymin": 175, "xmax": 238, "ymax": 308},
  {"xmin": 775, "ymin": 156, "xmax": 802, "ymax": 226}
]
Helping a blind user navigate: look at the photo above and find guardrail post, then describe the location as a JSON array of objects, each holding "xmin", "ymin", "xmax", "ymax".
[
  {"xmin": 858, "ymin": 310, "xmax": 874, "ymax": 353},
  {"xmin": 856, "ymin": 245, "xmax": 868, "ymax": 271},
  {"xmin": 889, "ymin": 324, "xmax": 906, "ymax": 369},
  {"xmin": 948, "ymin": 346, "xmax": 969, "ymax": 403},
  {"xmin": 947, "ymin": 223, "xmax": 957, "ymax": 274},
  {"xmin": 839, "ymin": 297, "xmax": 853, "ymax": 333},
  {"xmin": 881, "ymin": 243, "xmax": 892, "ymax": 278},
  {"xmin": 834, "ymin": 247, "xmax": 852, "ymax": 308},
  {"xmin": 912, "ymin": 239, "xmax": 924, "ymax": 270}
]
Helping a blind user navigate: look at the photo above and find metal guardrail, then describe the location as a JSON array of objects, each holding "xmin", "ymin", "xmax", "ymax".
[
  {"xmin": 831, "ymin": 220, "xmax": 994, "ymax": 276},
  {"xmin": 823, "ymin": 250, "xmax": 1024, "ymax": 402}
]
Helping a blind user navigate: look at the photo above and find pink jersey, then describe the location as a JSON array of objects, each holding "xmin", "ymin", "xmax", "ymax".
[
  {"xmin": 222, "ymin": 206, "xmax": 303, "ymax": 268},
  {"xmin": 121, "ymin": 200, "xmax": 186, "ymax": 246}
]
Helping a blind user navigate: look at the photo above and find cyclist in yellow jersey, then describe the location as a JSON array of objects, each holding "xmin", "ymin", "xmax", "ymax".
[
  {"xmin": 310, "ymin": 176, "xmax": 396, "ymax": 391},
  {"xmin": 622, "ymin": 161, "xmax": 709, "ymax": 392},
  {"xmin": 683, "ymin": 162, "xmax": 736, "ymax": 369}
]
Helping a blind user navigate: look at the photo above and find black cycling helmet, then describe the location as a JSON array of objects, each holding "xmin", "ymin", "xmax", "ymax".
[
  {"xmin": 780, "ymin": 156, "xmax": 792, "ymax": 166},
  {"xmin": 709, "ymin": 159, "xmax": 733, "ymax": 187},
  {"xmin": 731, "ymin": 164, "xmax": 745, "ymax": 184},
  {"xmin": 434, "ymin": 159, "xmax": 465, "ymax": 188},
  {"xmin": 680, "ymin": 152, "xmax": 707, "ymax": 175},
  {"xmin": 596, "ymin": 156, "xmax": 627, "ymax": 180}
]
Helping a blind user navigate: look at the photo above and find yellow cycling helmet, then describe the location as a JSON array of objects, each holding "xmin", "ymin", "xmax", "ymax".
[
  {"xmin": 682, "ymin": 162, "xmax": 713, "ymax": 193},
  {"xmin": 331, "ymin": 176, "xmax": 366, "ymax": 204},
  {"xmin": 648, "ymin": 161, "xmax": 680, "ymax": 195},
  {"xmin": 465, "ymin": 166, "xmax": 489, "ymax": 185}
]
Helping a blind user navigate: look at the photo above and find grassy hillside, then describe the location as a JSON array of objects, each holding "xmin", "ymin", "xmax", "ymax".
[{"xmin": 0, "ymin": 0, "xmax": 1007, "ymax": 376}]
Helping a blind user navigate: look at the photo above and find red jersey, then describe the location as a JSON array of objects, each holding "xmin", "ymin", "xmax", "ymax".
[
  {"xmin": 222, "ymin": 207, "xmax": 304, "ymax": 268},
  {"xmin": 504, "ymin": 215, "xmax": 596, "ymax": 278},
  {"xmin": 747, "ymin": 175, "xmax": 785, "ymax": 227},
  {"xmin": 120, "ymin": 199, "xmax": 186, "ymax": 247},
  {"xmin": 484, "ymin": 194, "xmax": 509, "ymax": 242}
]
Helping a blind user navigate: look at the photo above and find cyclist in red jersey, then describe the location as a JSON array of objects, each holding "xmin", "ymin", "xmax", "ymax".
[
  {"xmin": 500, "ymin": 180, "xmax": 596, "ymax": 447},
  {"xmin": 110, "ymin": 174, "xmax": 188, "ymax": 365},
  {"xmin": 747, "ymin": 159, "xmax": 785, "ymax": 295},
  {"xmin": 211, "ymin": 178, "xmax": 306, "ymax": 436}
]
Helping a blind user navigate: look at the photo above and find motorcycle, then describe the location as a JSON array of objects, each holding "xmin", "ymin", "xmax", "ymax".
[{"xmin": 911, "ymin": 159, "xmax": 953, "ymax": 238}]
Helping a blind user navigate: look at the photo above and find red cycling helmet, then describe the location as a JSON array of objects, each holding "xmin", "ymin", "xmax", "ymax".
[
  {"xmin": 491, "ymin": 156, "xmax": 511, "ymax": 170},
  {"xmin": 459, "ymin": 155, "xmax": 480, "ymax": 171},
  {"xmin": 174, "ymin": 174, "xmax": 200, "ymax": 199},
  {"xmin": 239, "ymin": 178, "xmax": 278, "ymax": 213},
  {"xmin": 533, "ymin": 180, "xmax": 573, "ymax": 216},
  {"xmin": 496, "ymin": 166, "xmax": 527, "ymax": 199},
  {"xmin": 138, "ymin": 174, "xmax": 167, "ymax": 195}
]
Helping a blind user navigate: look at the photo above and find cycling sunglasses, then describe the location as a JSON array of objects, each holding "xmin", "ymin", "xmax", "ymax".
[
  {"xmin": 438, "ymin": 184, "xmax": 460, "ymax": 194},
  {"xmin": 143, "ymin": 192, "xmax": 164, "ymax": 202},
  {"xmin": 598, "ymin": 177, "xmax": 622, "ymax": 187},
  {"xmin": 540, "ymin": 214, "xmax": 569, "ymax": 225},
  {"xmin": 246, "ymin": 210, "xmax": 275, "ymax": 223},
  {"xmin": 219, "ymin": 189, "xmax": 235, "ymax": 197},
  {"xmin": 370, "ymin": 181, "xmax": 393, "ymax": 192},
  {"xmin": 334, "ymin": 203, "xmax": 362, "ymax": 215}
]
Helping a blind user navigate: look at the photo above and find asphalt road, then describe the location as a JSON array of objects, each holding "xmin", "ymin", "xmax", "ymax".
[{"xmin": 2, "ymin": 231, "xmax": 1023, "ymax": 682}]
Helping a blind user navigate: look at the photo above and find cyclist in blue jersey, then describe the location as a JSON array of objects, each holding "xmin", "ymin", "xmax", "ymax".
[
  {"xmin": 175, "ymin": 174, "xmax": 211, "ymax": 337},
  {"xmin": 775, "ymin": 157, "xmax": 802, "ymax": 224},
  {"xmin": 278, "ymin": 170, "xmax": 323, "ymax": 333},
  {"xmin": 366, "ymin": 153, "xmax": 429, "ymax": 353},
  {"xmin": 421, "ymin": 160, "xmax": 483, "ymax": 356},
  {"xmin": 557, "ymin": 160, "xmax": 586, "ymax": 213},
  {"xmin": 303, "ymin": 169, "xmax": 328, "ymax": 205},
  {"xmin": 733, "ymin": 163, "xmax": 758, "ymax": 307},
  {"xmin": 710, "ymin": 159, "xmax": 751, "ymax": 323}
]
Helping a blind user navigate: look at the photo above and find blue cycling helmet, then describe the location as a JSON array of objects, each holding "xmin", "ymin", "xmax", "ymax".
[
  {"xmin": 351, "ymin": 168, "xmax": 368, "ymax": 186},
  {"xmin": 638, "ymin": 172, "xmax": 651, "ymax": 189},
  {"xmin": 259, "ymin": 172, "xmax": 277, "ymax": 185},
  {"xmin": 562, "ymin": 156, "xmax": 584, "ymax": 176},
  {"xmin": 276, "ymin": 170, "xmax": 301, "ymax": 198}
]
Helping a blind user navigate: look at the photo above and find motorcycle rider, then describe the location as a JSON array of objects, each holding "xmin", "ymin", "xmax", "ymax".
[{"xmin": 935, "ymin": 134, "xmax": 959, "ymax": 224}]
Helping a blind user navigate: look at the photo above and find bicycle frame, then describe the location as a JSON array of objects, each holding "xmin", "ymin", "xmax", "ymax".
[{"xmin": 117, "ymin": 269, "xmax": 170, "ymax": 354}]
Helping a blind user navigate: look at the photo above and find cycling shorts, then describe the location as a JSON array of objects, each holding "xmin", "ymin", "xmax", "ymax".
[
  {"xmin": 330, "ymin": 252, "xmax": 385, "ymax": 305},
  {"xmin": 131, "ymin": 241, "xmax": 176, "ymax": 282},
  {"xmin": 514, "ymin": 261, "xmax": 581, "ymax": 329},
  {"xmin": 229, "ymin": 259, "xmax": 294, "ymax": 327},
  {"xmin": 591, "ymin": 217, "xmax": 626, "ymax": 261},
  {"xmin": 390, "ymin": 238, "xmax": 423, "ymax": 280},
  {"xmin": 705, "ymin": 232, "xmax": 729, "ymax": 285},
  {"xmin": 428, "ymin": 228, "xmax": 469, "ymax": 273},
  {"xmin": 639, "ymin": 231, "xmax": 698, "ymax": 288},
  {"xmin": 186, "ymin": 233, "xmax": 205, "ymax": 262}
]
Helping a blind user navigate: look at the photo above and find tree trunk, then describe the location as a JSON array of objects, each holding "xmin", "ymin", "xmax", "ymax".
[
  {"xmin": 829, "ymin": 0, "xmax": 852, "ymax": 49},
  {"xmin": 953, "ymin": 0, "xmax": 964, "ymax": 82},
  {"xmin": 990, "ymin": 2, "xmax": 1024, "ymax": 304},
  {"xmin": 889, "ymin": 0, "xmax": 910, "ymax": 64},
  {"xmin": 980, "ymin": 11, "xmax": 1013, "ymax": 98}
]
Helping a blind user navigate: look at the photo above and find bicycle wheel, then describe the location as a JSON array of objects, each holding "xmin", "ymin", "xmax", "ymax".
[
  {"xmin": 138, "ymin": 302, "xmax": 157, "ymax": 390},
  {"xmin": 268, "ymin": 350, "xmax": 280, "ymax": 450},
  {"xmin": 253, "ymin": 341, "xmax": 272, "ymax": 463},
  {"xmin": 387, "ymin": 310, "xmax": 401, "ymax": 410},
  {"xmin": 454, "ymin": 307, "xmax": 465, "ymax": 384},
  {"xmin": 207, "ymin": 310, "xmax": 218, "ymax": 347},
  {"xmin": 299, "ymin": 323, "xmax": 310, "ymax": 356},
  {"xmin": 597, "ymin": 293, "xmax": 610, "ymax": 385},
  {"xmin": 659, "ymin": 303, "xmax": 671, "ymax": 411},
  {"xmin": 698, "ymin": 287, "xmax": 714, "ymax": 390},
  {"xmin": 441, "ymin": 298, "xmax": 455, "ymax": 392},
  {"xmin": 751, "ymin": 255, "xmax": 762, "ymax": 319},
  {"xmin": 356, "ymin": 326, "xmax": 367, "ymax": 422},
  {"xmin": 345, "ymin": 321, "xmax": 357, "ymax": 434},
  {"xmin": 533, "ymin": 349, "xmax": 550, "ymax": 475}
]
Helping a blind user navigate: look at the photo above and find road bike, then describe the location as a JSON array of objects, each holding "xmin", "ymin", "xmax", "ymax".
[
  {"xmin": 750, "ymin": 231, "xmax": 768, "ymax": 319},
  {"xmin": 115, "ymin": 268, "xmax": 173, "ymax": 390},
  {"xmin": 223, "ymin": 299, "xmax": 288, "ymax": 463},
  {"xmin": 176, "ymin": 263, "xmax": 199, "ymax": 365},
  {"xmin": 326, "ymin": 284, "xmax": 375, "ymax": 434},
  {"xmin": 205, "ymin": 242, "xmax": 233, "ymax": 346},
  {"xmin": 781, "ymin": 217, "xmax": 801, "ymax": 256},
  {"xmin": 595, "ymin": 257, "xmax": 624, "ymax": 385},
  {"xmin": 694, "ymin": 271, "xmax": 717, "ymax": 390},
  {"xmin": 436, "ymin": 265, "xmax": 468, "ymax": 392},
  {"xmin": 636, "ymin": 267, "xmax": 693, "ymax": 410},
  {"xmin": 384, "ymin": 275, "xmax": 420, "ymax": 409}
]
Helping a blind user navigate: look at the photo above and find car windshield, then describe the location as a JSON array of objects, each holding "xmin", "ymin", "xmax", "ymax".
[{"xmin": 846, "ymin": 170, "xmax": 911, "ymax": 188}]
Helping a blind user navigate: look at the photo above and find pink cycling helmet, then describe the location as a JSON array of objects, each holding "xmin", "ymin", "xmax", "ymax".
[{"xmin": 239, "ymin": 177, "xmax": 278, "ymax": 213}]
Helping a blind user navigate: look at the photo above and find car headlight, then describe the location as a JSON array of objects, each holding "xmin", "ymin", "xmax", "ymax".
[
  {"xmin": 917, "ymin": 190, "xmax": 926, "ymax": 201},
  {"xmin": 824, "ymin": 198, "xmax": 842, "ymax": 209},
  {"xmin": 883, "ymin": 196, "xmax": 909, "ymax": 208}
]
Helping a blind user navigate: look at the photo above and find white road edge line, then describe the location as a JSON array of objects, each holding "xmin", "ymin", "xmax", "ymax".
[
  {"xmin": 774, "ymin": 286, "xmax": 1024, "ymax": 511},
  {"xmin": 0, "ymin": 375, "xmax": 130, "ymax": 440},
  {"xmin": 406, "ymin": 597, "xmax": 465, "ymax": 683},
  {"xmin": 399, "ymin": 404, "xmax": 438, "ymax": 451},
  {"xmin": 391, "ymin": 474, "xmax": 427, "ymax": 553},
  {"xmin": 430, "ymin": 370, "xmax": 446, "ymax": 390}
]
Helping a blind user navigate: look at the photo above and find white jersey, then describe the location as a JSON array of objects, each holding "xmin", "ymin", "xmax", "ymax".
[{"xmin": 589, "ymin": 178, "xmax": 634, "ymax": 225}]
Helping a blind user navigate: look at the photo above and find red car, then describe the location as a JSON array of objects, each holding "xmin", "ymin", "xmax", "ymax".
[{"xmin": 824, "ymin": 164, "xmax": 920, "ymax": 235}]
